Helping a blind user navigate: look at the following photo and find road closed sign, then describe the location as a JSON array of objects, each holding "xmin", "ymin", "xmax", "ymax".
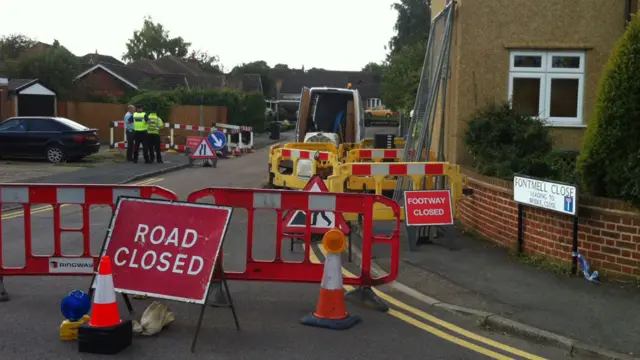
[
  {"xmin": 404, "ymin": 190, "xmax": 454, "ymax": 226},
  {"xmin": 98, "ymin": 197, "xmax": 232, "ymax": 304}
]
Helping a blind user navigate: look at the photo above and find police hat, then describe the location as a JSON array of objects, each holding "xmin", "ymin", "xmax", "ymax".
[
  {"xmin": 150, "ymin": 103, "xmax": 158, "ymax": 112},
  {"xmin": 135, "ymin": 104, "xmax": 144, "ymax": 109}
]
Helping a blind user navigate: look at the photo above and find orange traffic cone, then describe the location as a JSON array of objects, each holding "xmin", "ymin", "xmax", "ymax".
[
  {"xmin": 78, "ymin": 256, "xmax": 132, "ymax": 354},
  {"xmin": 300, "ymin": 229, "xmax": 361, "ymax": 330},
  {"xmin": 89, "ymin": 256, "xmax": 121, "ymax": 327}
]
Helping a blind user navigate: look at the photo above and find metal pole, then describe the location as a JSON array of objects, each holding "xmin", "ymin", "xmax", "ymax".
[{"xmin": 199, "ymin": 95, "xmax": 204, "ymax": 137}]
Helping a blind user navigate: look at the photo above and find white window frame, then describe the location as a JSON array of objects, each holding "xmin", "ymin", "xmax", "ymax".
[{"xmin": 508, "ymin": 50, "xmax": 586, "ymax": 127}]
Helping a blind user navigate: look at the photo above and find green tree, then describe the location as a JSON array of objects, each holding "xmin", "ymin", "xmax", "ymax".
[
  {"xmin": 122, "ymin": 16, "xmax": 191, "ymax": 62},
  {"xmin": 11, "ymin": 40, "xmax": 80, "ymax": 99},
  {"xmin": 188, "ymin": 49, "xmax": 221, "ymax": 74},
  {"xmin": 273, "ymin": 63, "xmax": 289, "ymax": 70},
  {"xmin": 577, "ymin": 14, "xmax": 640, "ymax": 203},
  {"xmin": 388, "ymin": 0, "xmax": 431, "ymax": 56},
  {"xmin": 231, "ymin": 60, "xmax": 273, "ymax": 97},
  {"xmin": 0, "ymin": 34, "xmax": 36, "ymax": 61},
  {"xmin": 381, "ymin": 41, "xmax": 425, "ymax": 111}
]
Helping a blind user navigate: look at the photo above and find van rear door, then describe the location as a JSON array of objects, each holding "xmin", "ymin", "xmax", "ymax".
[{"xmin": 296, "ymin": 87, "xmax": 311, "ymax": 142}]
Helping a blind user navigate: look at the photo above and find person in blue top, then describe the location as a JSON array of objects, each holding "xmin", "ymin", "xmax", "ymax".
[{"xmin": 124, "ymin": 105, "xmax": 135, "ymax": 161}]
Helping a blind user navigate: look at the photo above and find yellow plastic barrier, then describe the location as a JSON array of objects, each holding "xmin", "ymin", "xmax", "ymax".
[
  {"xmin": 328, "ymin": 162, "xmax": 464, "ymax": 221},
  {"xmin": 343, "ymin": 150, "xmax": 437, "ymax": 192},
  {"xmin": 284, "ymin": 142, "xmax": 338, "ymax": 154},
  {"xmin": 268, "ymin": 148, "xmax": 340, "ymax": 189},
  {"xmin": 359, "ymin": 138, "xmax": 406, "ymax": 149}
]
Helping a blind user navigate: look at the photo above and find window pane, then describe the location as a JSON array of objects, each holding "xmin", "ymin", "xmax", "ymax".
[
  {"xmin": 28, "ymin": 119, "xmax": 64, "ymax": 131},
  {"xmin": 551, "ymin": 56, "xmax": 580, "ymax": 69},
  {"xmin": 512, "ymin": 77, "xmax": 541, "ymax": 116},
  {"xmin": 514, "ymin": 55, "xmax": 542, "ymax": 68},
  {"xmin": 0, "ymin": 120, "xmax": 24, "ymax": 131},
  {"xmin": 549, "ymin": 78, "xmax": 579, "ymax": 118}
]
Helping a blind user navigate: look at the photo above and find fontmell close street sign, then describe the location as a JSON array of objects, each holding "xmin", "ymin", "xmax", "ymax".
[{"xmin": 98, "ymin": 197, "xmax": 232, "ymax": 304}]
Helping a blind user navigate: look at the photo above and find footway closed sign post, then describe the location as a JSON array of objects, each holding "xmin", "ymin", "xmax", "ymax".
[
  {"xmin": 92, "ymin": 197, "xmax": 239, "ymax": 352},
  {"xmin": 513, "ymin": 175, "xmax": 580, "ymax": 275},
  {"xmin": 403, "ymin": 190, "xmax": 454, "ymax": 251}
]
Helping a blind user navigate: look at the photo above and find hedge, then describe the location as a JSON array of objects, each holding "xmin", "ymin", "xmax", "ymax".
[
  {"xmin": 464, "ymin": 102, "xmax": 554, "ymax": 179},
  {"xmin": 577, "ymin": 13, "xmax": 640, "ymax": 204},
  {"xmin": 129, "ymin": 88, "xmax": 266, "ymax": 132}
]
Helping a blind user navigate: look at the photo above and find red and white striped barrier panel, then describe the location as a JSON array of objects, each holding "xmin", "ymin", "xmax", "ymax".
[
  {"xmin": 0, "ymin": 183, "xmax": 178, "ymax": 301},
  {"xmin": 109, "ymin": 121, "xmax": 173, "ymax": 149},
  {"xmin": 356, "ymin": 149, "xmax": 404, "ymax": 159},
  {"xmin": 186, "ymin": 187, "xmax": 400, "ymax": 286},
  {"xmin": 281, "ymin": 149, "xmax": 332, "ymax": 161},
  {"xmin": 350, "ymin": 162, "xmax": 445, "ymax": 176}
]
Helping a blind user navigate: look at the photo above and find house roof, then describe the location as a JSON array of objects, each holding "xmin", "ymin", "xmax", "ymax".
[
  {"xmin": 8, "ymin": 79, "xmax": 39, "ymax": 92},
  {"xmin": 127, "ymin": 56, "xmax": 224, "ymax": 90},
  {"xmin": 225, "ymin": 74, "xmax": 263, "ymax": 94},
  {"xmin": 275, "ymin": 70, "xmax": 381, "ymax": 98},
  {"xmin": 74, "ymin": 63, "xmax": 188, "ymax": 91},
  {"xmin": 81, "ymin": 52, "xmax": 125, "ymax": 66},
  {"xmin": 8, "ymin": 79, "xmax": 56, "ymax": 96}
]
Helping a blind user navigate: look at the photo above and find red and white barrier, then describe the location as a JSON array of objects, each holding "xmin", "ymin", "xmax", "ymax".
[
  {"xmin": 108, "ymin": 120, "xmax": 254, "ymax": 155},
  {"xmin": 109, "ymin": 121, "xmax": 172, "ymax": 150}
]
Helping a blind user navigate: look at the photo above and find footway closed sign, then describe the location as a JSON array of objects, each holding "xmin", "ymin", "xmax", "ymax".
[
  {"xmin": 403, "ymin": 190, "xmax": 454, "ymax": 226},
  {"xmin": 98, "ymin": 197, "xmax": 232, "ymax": 304}
]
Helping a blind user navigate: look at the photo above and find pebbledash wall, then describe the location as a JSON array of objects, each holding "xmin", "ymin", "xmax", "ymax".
[{"xmin": 456, "ymin": 168, "xmax": 640, "ymax": 279}]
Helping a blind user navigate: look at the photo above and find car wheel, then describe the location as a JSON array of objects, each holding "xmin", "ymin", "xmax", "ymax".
[
  {"xmin": 365, "ymin": 119, "xmax": 371, "ymax": 127},
  {"xmin": 46, "ymin": 145, "xmax": 66, "ymax": 163},
  {"xmin": 385, "ymin": 114, "xmax": 392, "ymax": 119}
]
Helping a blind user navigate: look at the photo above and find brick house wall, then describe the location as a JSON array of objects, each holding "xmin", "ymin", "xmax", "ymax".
[
  {"xmin": 75, "ymin": 68, "xmax": 130, "ymax": 98},
  {"xmin": 457, "ymin": 168, "xmax": 640, "ymax": 279}
]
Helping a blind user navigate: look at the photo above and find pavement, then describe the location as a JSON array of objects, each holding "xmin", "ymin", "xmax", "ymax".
[{"xmin": 0, "ymin": 128, "xmax": 572, "ymax": 359}]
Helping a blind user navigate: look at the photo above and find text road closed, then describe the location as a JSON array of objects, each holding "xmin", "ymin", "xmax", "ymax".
[
  {"xmin": 101, "ymin": 198, "xmax": 232, "ymax": 304},
  {"xmin": 404, "ymin": 190, "xmax": 454, "ymax": 226}
]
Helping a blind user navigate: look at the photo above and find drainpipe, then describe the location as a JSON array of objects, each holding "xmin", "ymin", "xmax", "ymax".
[{"xmin": 626, "ymin": 0, "xmax": 632, "ymax": 26}]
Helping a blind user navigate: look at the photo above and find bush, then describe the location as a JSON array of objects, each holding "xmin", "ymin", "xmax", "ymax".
[
  {"xmin": 577, "ymin": 14, "xmax": 640, "ymax": 204},
  {"xmin": 464, "ymin": 102, "xmax": 553, "ymax": 179},
  {"xmin": 128, "ymin": 88, "xmax": 266, "ymax": 132}
]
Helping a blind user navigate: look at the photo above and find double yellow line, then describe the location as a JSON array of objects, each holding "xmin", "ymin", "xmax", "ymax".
[
  {"xmin": 1, "ymin": 178, "xmax": 164, "ymax": 220},
  {"xmin": 310, "ymin": 245, "xmax": 546, "ymax": 360}
]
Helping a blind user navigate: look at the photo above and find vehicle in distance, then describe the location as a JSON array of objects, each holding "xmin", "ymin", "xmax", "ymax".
[
  {"xmin": 365, "ymin": 106, "xmax": 398, "ymax": 119},
  {"xmin": 0, "ymin": 116, "xmax": 100, "ymax": 163}
]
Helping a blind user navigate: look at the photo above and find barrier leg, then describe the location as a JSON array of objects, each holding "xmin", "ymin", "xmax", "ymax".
[
  {"xmin": 0, "ymin": 276, "xmax": 9, "ymax": 302},
  {"xmin": 208, "ymin": 281, "xmax": 229, "ymax": 307},
  {"xmin": 248, "ymin": 131, "xmax": 254, "ymax": 152},
  {"xmin": 345, "ymin": 287, "xmax": 388, "ymax": 313}
]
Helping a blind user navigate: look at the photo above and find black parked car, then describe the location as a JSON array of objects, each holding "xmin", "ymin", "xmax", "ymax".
[{"xmin": 0, "ymin": 117, "xmax": 100, "ymax": 163}]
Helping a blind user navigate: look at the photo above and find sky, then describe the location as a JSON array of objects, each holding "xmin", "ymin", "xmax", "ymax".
[{"xmin": 1, "ymin": 0, "xmax": 399, "ymax": 71}]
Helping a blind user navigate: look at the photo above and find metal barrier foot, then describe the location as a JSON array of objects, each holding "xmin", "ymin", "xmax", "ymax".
[
  {"xmin": 0, "ymin": 277, "xmax": 9, "ymax": 302},
  {"xmin": 345, "ymin": 287, "xmax": 388, "ymax": 312},
  {"xmin": 208, "ymin": 282, "xmax": 229, "ymax": 307}
]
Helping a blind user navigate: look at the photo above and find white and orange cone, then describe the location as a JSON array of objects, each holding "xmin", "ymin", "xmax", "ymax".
[
  {"xmin": 78, "ymin": 256, "xmax": 132, "ymax": 355},
  {"xmin": 90, "ymin": 256, "xmax": 121, "ymax": 327},
  {"xmin": 300, "ymin": 229, "xmax": 361, "ymax": 329}
]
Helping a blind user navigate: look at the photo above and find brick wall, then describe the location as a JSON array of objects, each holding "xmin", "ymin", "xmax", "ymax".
[{"xmin": 457, "ymin": 167, "xmax": 640, "ymax": 278}]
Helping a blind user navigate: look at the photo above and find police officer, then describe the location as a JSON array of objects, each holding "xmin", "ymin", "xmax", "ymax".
[
  {"xmin": 131, "ymin": 104, "xmax": 151, "ymax": 164},
  {"xmin": 146, "ymin": 104, "xmax": 164, "ymax": 163}
]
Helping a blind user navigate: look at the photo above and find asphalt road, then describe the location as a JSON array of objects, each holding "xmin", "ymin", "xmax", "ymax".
[{"xmin": 0, "ymin": 126, "xmax": 570, "ymax": 359}]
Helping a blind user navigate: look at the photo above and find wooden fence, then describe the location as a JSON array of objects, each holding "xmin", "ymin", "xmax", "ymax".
[{"xmin": 56, "ymin": 101, "xmax": 228, "ymax": 144}]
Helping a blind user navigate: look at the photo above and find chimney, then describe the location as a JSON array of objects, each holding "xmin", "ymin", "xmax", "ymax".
[{"xmin": 0, "ymin": 77, "xmax": 8, "ymax": 121}]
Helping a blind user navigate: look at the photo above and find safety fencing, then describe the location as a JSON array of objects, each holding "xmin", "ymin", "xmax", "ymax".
[
  {"xmin": 109, "ymin": 121, "xmax": 173, "ymax": 150},
  {"xmin": 0, "ymin": 184, "xmax": 401, "ymax": 300},
  {"xmin": 269, "ymin": 148, "xmax": 339, "ymax": 189},
  {"xmin": 187, "ymin": 187, "xmax": 400, "ymax": 286},
  {"xmin": 0, "ymin": 184, "xmax": 178, "ymax": 280},
  {"xmin": 328, "ymin": 162, "xmax": 464, "ymax": 221},
  {"xmin": 109, "ymin": 121, "xmax": 254, "ymax": 155}
]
